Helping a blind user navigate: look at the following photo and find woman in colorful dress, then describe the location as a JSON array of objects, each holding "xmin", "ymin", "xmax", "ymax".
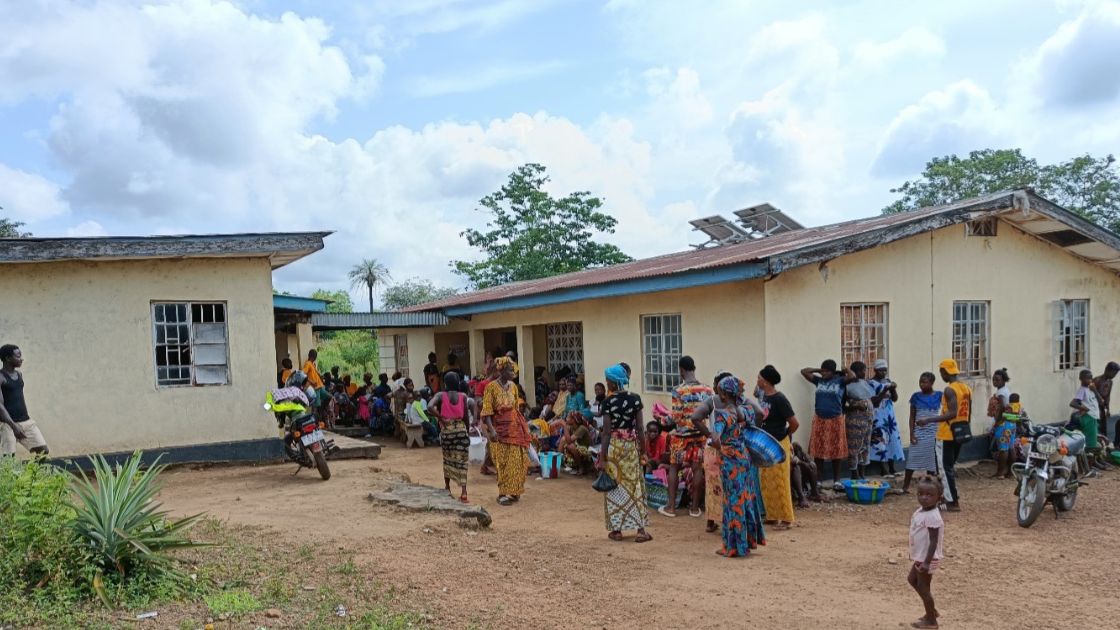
[
  {"xmin": 844, "ymin": 361, "xmax": 876, "ymax": 481},
  {"xmin": 756, "ymin": 365, "xmax": 798, "ymax": 530},
  {"xmin": 710, "ymin": 375, "xmax": 766, "ymax": 557},
  {"xmin": 480, "ymin": 357, "xmax": 531, "ymax": 506},
  {"xmin": 902, "ymin": 372, "xmax": 942, "ymax": 494},
  {"xmin": 690, "ymin": 370, "xmax": 732, "ymax": 533},
  {"xmin": 868, "ymin": 359, "xmax": 904, "ymax": 478},
  {"xmin": 596, "ymin": 363, "xmax": 652, "ymax": 543},
  {"xmin": 427, "ymin": 372, "xmax": 477, "ymax": 503}
]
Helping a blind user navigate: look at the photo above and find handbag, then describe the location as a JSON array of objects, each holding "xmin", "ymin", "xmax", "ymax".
[
  {"xmin": 592, "ymin": 470, "xmax": 618, "ymax": 493},
  {"xmin": 950, "ymin": 420, "xmax": 973, "ymax": 444},
  {"xmin": 468, "ymin": 427, "xmax": 488, "ymax": 464}
]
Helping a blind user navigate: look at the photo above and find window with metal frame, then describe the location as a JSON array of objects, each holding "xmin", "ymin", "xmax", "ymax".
[
  {"xmin": 641, "ymin": 314, "xmax": 682, "ymax": 393},
  {"xmin": 394, "ymin": 334, "xmax": 410, "ymax": 378},
  {"xmin": 1055, "ymin": 299, "xmax": 1089, "ymax": 370},
  {"xmin": 152, "ymin": 302, "xmax": 229, "ymax": 387},
  {"xmin": 951, "ymin": 301, "xmax": 989, "ymax": 378},
  {"xmin": 546, "ymin": 322, "xmax": 584, "ymax": 375},
  {"xmin": 840, "ymin": 303, "xmax": 888, "ymax": 368}
]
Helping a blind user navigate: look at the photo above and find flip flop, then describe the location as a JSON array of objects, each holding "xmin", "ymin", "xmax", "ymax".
[
  {"xmin": 635, "ymin": 532, "xmax": 653, "ymax": 543},
  {"xmin": 657, "ymin": 506, "xmax": 677, "ymax": 518},
  {"xmin": 689, "ymin": 508, "xmax": 703, "ymax": 518},
  {"xmin": 608, "ymin": 531, "xmax": 624, "ymax": 541}
]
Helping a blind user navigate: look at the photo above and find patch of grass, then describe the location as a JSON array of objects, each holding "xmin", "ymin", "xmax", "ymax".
[
  {"xmin": 204, "ymin": 589, "xmax": 262, "ymax": 617},
  {"xmin": 298, "ymin": 544, "xmax": 314, "ymax": 561},
  {"xmin": 333, "ymin": 558, "xmax": 358, "ymax": 575}
]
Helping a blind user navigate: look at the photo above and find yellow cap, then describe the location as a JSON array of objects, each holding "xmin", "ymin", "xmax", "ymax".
[{"xmin": 938, "ymin": 358, "xmax": 960, "ymax": 375}]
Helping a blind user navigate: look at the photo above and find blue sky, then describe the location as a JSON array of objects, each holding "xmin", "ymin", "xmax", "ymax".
[{"xmin": 2, "ymin": 0, "xmax": 1119, "ymax": 302}]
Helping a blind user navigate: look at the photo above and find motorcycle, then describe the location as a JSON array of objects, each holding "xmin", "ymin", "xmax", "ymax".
[
  {"xmin": 264, "ymin": 388, "xmax": 335, "ymax": 480},
  {"xmin": 1011, "ymin": 421, "xmax": 1085, "ymax": 528}
]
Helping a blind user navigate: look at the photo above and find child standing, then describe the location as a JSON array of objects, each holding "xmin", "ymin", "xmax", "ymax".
[
  {"xmin": 1070, "ymin": 369, "xmax": 1101, "ymax": 456},
  {"xmin": 908, "ymin": 476, "xmax": 945, "ymax": 629}
]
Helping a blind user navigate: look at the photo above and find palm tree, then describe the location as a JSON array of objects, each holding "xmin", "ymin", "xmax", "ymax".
[{"xmin": 348, "ymin": 258, "xmax": 391, "ymax": 313}]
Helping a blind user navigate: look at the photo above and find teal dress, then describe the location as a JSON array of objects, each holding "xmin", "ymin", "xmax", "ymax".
[{"xmin": 713, "ymin": 404, "xmax": 766, "ymax": 557}]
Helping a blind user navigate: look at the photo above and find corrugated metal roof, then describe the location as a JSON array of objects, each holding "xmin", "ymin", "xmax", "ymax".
[
  {"xmin": 0, "ymin": 231, "xmax": 332, "ymax": 270},
  {"xmin": 311, "ymin": 311, "xmax": 451, "ymax": 330},
  {"xmin": 404, "ymin": 191, "xmax": 1025, "ymax": 312}
]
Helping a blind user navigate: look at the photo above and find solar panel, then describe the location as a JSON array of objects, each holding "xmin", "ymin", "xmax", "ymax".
[
  {"xmin": 733, "ymin": 203, "xmax": 804, "ymax": 238},
  {"xmin": 689, "ymin": 215, "xmax": 751, "ymax": 248}
]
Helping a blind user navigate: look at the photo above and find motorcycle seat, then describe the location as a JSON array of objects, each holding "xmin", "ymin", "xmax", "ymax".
[{"xmin": 1061, "ymin": 431, "xmax": 1086, "ymax": 455}]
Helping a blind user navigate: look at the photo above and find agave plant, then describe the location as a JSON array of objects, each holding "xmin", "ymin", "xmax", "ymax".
[{"xmin": 68, "ymin": 452, "xmax": 205, "ymax": 588}]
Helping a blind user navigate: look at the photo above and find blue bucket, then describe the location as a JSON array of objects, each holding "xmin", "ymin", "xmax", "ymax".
[{"xmin": 540, "ymin": 452, "xmax": 564, "ymax": 479}]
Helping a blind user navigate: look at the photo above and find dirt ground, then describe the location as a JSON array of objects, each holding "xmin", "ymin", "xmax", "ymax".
[{"xmin": 158, "ymin": 442, "xmax": 1120, "ymax": 630}]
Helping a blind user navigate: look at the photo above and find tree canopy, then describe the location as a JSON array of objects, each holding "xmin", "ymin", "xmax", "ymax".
[
  {"xmin": 883, "ymin": 149, "xmax": 1120, "ymax": 231},
  {"xmin": 310, "ymin": 289, "xmax": 353, "ymax": 314},
  {"xmin": 381, "ymin": 278, "xmax": 458, "ymax": 311},
  {"xmin": 1, "ymin": 214, "xmax": 30, "ymax": 238},
  {"xmin": 451, "ymin": 163, "xmax": 632, "ymax": 289}
]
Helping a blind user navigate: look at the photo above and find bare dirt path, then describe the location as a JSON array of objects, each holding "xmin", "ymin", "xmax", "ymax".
[{"xmin": 159, "ymin": 443, "xmax": 1120, "ymax": 629}]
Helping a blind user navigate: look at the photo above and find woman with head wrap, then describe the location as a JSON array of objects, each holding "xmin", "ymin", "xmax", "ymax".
[
  {"xmin": 710, "ymin": 374, "xmax": 766, "ymax": 557},
  {"xmin": 596, "ymin": 363, "xmax": 652, "ymax": 542},
  {"xmin": 689, "ymin": 370, "xmax": 732, "ymax": 533},
  {"xmin": 755, "ymin": 365, "xmax": 799, "ymax": 527},
  {"xmin": 480, "ymin": 356, "xmax": 532, "ymax": 506},
  {"xmin": 427, "ymin": 372, "xmax": 478, "ymax": 503}
]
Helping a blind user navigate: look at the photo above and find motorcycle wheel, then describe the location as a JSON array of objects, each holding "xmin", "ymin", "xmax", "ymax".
[
  {"xmin": 313, "ymin": 449, "xmax": 331, "ymax": 481},
  {"xmin": 1017, "ymin": 474, "xmax": 1046, "ymax": 528},
  {"xmin": 1055, "ymin": 473, "xmax": 1078, "ymax": 512}
]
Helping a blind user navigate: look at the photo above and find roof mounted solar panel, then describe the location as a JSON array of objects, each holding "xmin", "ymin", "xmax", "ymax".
[
  {"xmin": 733, "ymin": 203, "xmax": 804, "ymax": 239},
  {"xmin": 689, "ymin": 215, "xmax": 751, "ymax": 248}
]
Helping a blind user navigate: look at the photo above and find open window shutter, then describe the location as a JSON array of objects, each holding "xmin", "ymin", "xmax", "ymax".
[
  {"xmin": 192, "ymin": 322, "xmax": 229, "ymax": 384},
  {"xmin": 1051, "ymin": 300, "xmax": 1065, "ymax": 371}
]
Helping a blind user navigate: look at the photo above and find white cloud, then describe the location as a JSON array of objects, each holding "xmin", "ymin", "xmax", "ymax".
[
  {"xmin": 0, "ymin": 164, "xmax": 70, "ymax": 222},
  {"xmin": 852, "ymin": 27, "xmax": 946, "ymax": 70},
  {"xmin": 408, "ymin": 60, "xmax": 567, "ymax": 98},
  {"xmin": 65, "ymin": 220, "xmax": 108, "ymax": 237},
  {"xmin": 1025, "ymin": 0, "xmax": 1120, "ymax": 108},
  {"xmin": 872, "ymin": 80, "xmax": 1004, "ymax": 177}
]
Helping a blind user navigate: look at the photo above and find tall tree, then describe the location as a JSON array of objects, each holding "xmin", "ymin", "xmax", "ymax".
[
  {"xmin": 451, "ymin": 163, "xmax": 632, "ymax": 289},
  {"xmin": 381, "ymin": 278, "xmax": 458, "ymax": 311},
  {"xmin": 883, "ymin": 149, "xmax": 1120, "ymax": 231},
  {"xmin": 347, "ymin": 259, "xmax": 391, "ymax": 312}
]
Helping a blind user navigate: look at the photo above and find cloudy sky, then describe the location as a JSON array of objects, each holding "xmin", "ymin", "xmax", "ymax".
[{"xmin": 2, "ymin": 0, "xmax": 1119, "ymax": 302}]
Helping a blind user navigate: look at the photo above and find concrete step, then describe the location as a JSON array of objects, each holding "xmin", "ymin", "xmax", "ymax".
[{"xmin": 326, "ymin": 431, "xmax": 382, "ymax": 460}]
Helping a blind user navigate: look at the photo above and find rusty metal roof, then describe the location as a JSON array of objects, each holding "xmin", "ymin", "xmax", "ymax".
[{"xmin": 406, "ymin": 190, "xmax": 1119, "ymax": 315}]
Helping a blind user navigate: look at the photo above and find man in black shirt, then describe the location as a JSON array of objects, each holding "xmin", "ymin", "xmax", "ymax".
[
  {"xmin": 0, "ymin": 344, "xmax": 49, "ymax": 457},
  {"xmin": 372, "ymin": 373, "xmax": 392, "ymax": 400}
]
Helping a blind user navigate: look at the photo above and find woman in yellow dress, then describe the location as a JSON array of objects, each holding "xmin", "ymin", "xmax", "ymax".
[{"xmin": 480, "ymin": 357, "xmax": 532, "ymax": 506}]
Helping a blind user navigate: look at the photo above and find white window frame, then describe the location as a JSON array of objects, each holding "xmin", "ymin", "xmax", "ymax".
[
  {"xmin": 1055, "ymin": 299, "xmax": 1089, "ymax": 371},
  {"xmin": 546, "ymin": 322, "xmax": 584, "ymax": 375},
  {"xmin": 641, "ymin": 314, "xmax": 682, "ymax": 393},
  {"xmin": 952, "ymin": 301, "xmax": 990, "ymax": 378},
  {"xmin": 394, "ymin": 334, "xmax": 410, "ymax": 378},
  {"xmin": 840, "ymin": 303, "xmax": 888, "ymax": 368},
  {"xmin": 151, "ymin": 301, "xmax": 230, "ymax": 387}
]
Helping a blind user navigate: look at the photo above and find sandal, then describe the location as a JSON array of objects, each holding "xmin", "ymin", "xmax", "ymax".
[
  {"xmin": 497, "ymin": 495, "xmax": 513, "ymax": 506},
  {"xmin": 771, "ymin": 522, "xmax": 792, "ymax": 531},
  {"xmin": 608, "ymin": 531, "xmax": 624, "ymax": 541},
  {"xmin": 705, "ymin": 521, "xmax": 718, "ymax": 533},
  {"xmin": 657, "ymin": 506, "xmax": 677, "ymax": 518},
  {"xmin": 689, "ymin": 508, "xmax": 703, "ymax": 518},
  {"xmin": 635, "ymin": 532, "xmax": 653, "ymax": 543}
]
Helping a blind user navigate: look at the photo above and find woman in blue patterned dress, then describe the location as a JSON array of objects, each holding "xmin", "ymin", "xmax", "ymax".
[
  {"xmin": 868, "ymin": 359, "xmax": 905, "ymax": 477},
  {"xmin": 710, "ymin": 375, "xmax": 766, "ymax": 558}
]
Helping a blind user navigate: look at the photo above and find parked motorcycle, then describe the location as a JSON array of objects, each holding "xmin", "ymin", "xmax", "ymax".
[
  {"xmin": 1011, "ymin": 421, "xmax": 1085, "ymax": 528},
  {"xmin": 264, "ymin": 381, "xmax": 335, "ymax": 481}
]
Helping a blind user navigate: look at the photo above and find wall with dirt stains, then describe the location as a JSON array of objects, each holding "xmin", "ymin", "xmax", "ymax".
[
  {"xmin": 0, "ymin": 257, "xmax": 278, "ymax": 456},
  {"xmin": 765, "ymin": 219, "xmax": 1120, "ymax": 447}
]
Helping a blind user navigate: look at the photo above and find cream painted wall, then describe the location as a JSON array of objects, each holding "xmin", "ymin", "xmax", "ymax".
[
  {"xmin": 386, "ymin": 281, "xmax": 766, "ymax": 410},
  {"xmin": 766, "ymin": 221, "xmax": 1120, "ymax": 446},
  {"xmin": 0, "ymin": 257, "xmax": 278, "ymax": 456}
]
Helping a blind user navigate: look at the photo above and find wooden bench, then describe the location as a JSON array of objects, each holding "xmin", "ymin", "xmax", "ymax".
[{"xmin": 402, "ymin": 423, "xmax": 425, "ymax": 448}]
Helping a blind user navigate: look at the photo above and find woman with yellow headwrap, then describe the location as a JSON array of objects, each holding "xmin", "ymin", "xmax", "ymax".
[{"xmin": 481, "ymin": 356, "xmax": 532, "ymax": 506}]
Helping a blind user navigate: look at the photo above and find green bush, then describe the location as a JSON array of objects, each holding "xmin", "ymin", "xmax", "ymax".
[
  {"xmin": 70, "ymin": 452, "xmax": 206, "ymax": 596},
  {"xmin": 0, "ymin": 458, "xmax": 91, "ymax": 624}
]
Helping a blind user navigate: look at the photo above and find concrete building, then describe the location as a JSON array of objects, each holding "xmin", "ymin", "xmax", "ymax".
[
  {"xmin": 0, "ymin": 232, "xmax": 328, "ymax": 460},
  {"xmin": 378, "ymin": 190, "xmax": 1120, "ymax": 452}
]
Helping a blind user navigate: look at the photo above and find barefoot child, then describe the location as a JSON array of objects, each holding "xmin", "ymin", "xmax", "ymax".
[{"xmin": 908, "ymin": 476, "xmax": 944, "ymax": 629}]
